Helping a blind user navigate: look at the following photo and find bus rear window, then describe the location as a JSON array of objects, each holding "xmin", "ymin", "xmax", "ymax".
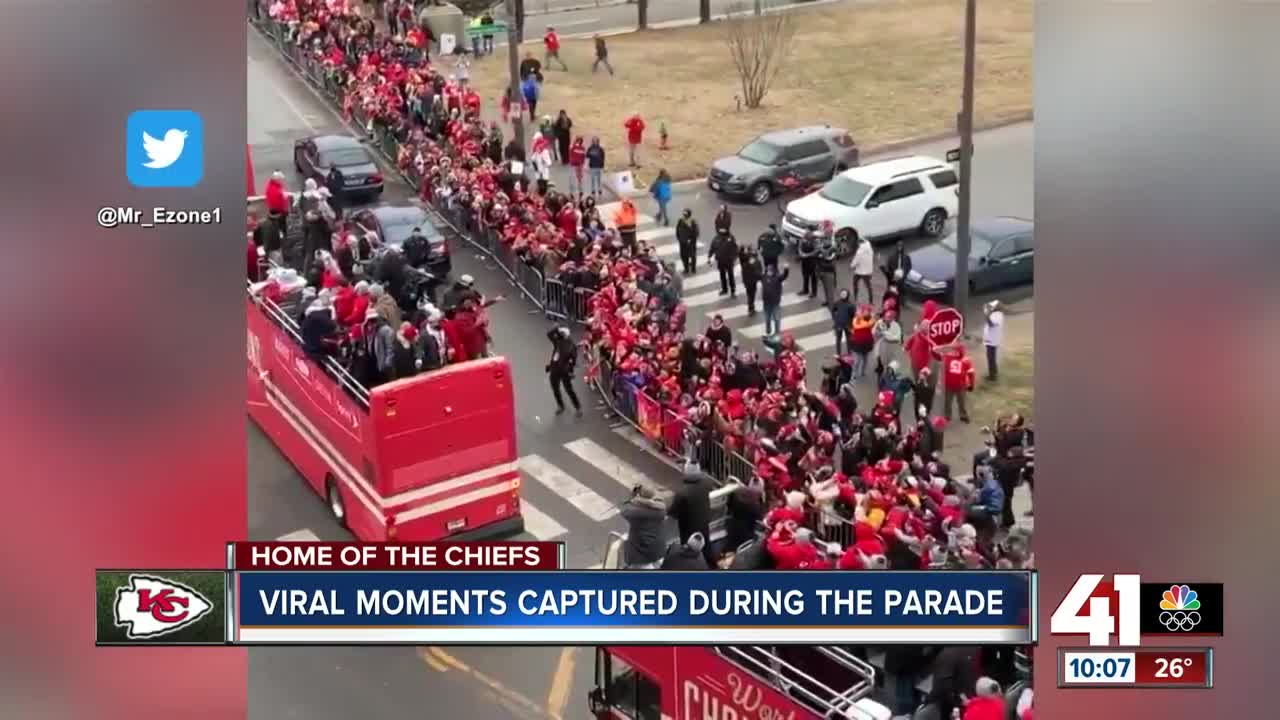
[{"xmin": 607, "ymin": 657, "xmax": 662, "ymax": 720}]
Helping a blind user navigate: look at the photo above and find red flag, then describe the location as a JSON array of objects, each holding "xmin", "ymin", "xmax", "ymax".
[{"xmin": 246, "ymin": 144, "xmax": 255, "ymax": 197}]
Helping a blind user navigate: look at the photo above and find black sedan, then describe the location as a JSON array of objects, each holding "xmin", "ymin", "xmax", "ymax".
[
  {"xmin": 293, "ymin": 134, "xmax": 383, "ymax": 202},
  {"xmin": 902, "ymin": 216, "xmax": 1035, "ymax": 298},
  {"xmin": 351, "ymin": 204, "xmax": 451, "ymax": 277}
]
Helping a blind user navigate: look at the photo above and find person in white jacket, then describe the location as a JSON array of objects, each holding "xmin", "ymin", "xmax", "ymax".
[
  {"xmin": 849, "ymin": 237, "xmax": 875, "ymax": 304},
  {"xmin": 530, "ymin": 134, "xmax": 553, "ymax": 195},
  {"xmin": 873, "ymin": 310, "xmax": 904, "ymax": 376},
  {"xmin": 807, "ymin": 473, "xmax": 844, "ymax": 530}
]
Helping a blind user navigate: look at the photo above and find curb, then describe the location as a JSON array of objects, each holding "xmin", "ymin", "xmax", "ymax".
[
  {"xmin": 558, "ymin": 0, "xmax": 842, "ymax": 40},
  {"xmin": 523, "ymin": 0, "xmax": 630, "ymax": 16},
  {"xmin": 615, "ymin": 115, "xmax": 1035, "ymax": 199}
]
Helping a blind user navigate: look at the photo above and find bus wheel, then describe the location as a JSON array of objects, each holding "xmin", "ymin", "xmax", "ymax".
[{"xmin": 326, "ymin": 477, "xmax": 348, "ymax": 527}]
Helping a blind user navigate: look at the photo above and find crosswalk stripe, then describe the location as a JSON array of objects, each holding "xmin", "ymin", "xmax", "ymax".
[
  {"xmin": 681, "ymin": 270, "xmax": 722, "ymax": 290},
  {"xmin": 682, "ymin": 287, "xmax": 735, "ymax": 308},
  {"xmin": 713, "ymin": 292, "xmax": 811, "ymax": 321},
  {"xmin": 563, "ymin": 437, "xmax": 653, "ymax": 493},
  {"xmin": 739, "ymin": 306, "xmax": 835, "ymax": 338},
  {"xmin": 276, "ymin": 529, "xmax": 321, "ymax": 541},
  {"xmin": 518, "ymin": 499, "xmax": 569, "ymax": 540},
  {"xmin": 652, "ymin": 243, "xmax": 681, "ymax": 258},
  {"xmin": 519, "ymin": 454, "xmax": 619, "ymax": 521},
  {"xmin": 792, "ymin": 330, "xmax": 838, "ymax": 353},
  {"xmin": 638, "ymin": 227, "xmax": 673, "ymax": 242}
]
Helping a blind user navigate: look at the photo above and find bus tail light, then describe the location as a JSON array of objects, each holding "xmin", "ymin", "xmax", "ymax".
[{"xmin": 385, "ymin": 516, "xmax": 398, "ymax": 539}]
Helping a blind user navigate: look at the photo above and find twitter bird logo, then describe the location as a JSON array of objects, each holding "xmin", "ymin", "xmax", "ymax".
[
  {"xmin": 127, "ymin": 110, "xmax": 203, "ymax": 187},
  {"xmin": 142, "ymin": 129, "xmax": 188, "ymax": 169}
]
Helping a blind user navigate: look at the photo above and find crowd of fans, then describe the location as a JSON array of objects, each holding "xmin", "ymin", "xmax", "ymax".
[{"xmin": 252, "ymin": 3, "xmax": 1033, "ymax": 716}]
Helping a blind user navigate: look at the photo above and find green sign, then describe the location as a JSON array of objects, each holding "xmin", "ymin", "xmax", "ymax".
[{"xmin": 465, "ymin": 22, "xmax": 507, "ymax": 38}]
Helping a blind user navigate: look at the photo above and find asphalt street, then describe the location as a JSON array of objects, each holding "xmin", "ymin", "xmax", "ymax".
[{"xmin": 250, "ymin": 22, "xmax": 672, "ymax": 719}]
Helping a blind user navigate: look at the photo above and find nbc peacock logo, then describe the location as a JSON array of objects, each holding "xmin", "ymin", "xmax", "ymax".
[{"xmin": 1158, "ymin": 584, "xmax": 1201, "ymax": 632}]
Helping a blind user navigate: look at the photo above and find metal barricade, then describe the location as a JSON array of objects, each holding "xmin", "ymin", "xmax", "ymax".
[
  {"xmin": 805, "ymin": 503, "xmax": 856, "ymax": 549},
  {"xmin": 707, "ymin": 479, "xmax": 743, "ymax": 544},
  {"xmin": 513, "ymin": 261, "xmax": 546, "ymax": 307},
  {"xmin": 542, "ymin": 274, "xmax": 596, "ymax": 322},
  {"xmin": 544, "ymin": 280, "xmax": 598, "ymax": 325}
]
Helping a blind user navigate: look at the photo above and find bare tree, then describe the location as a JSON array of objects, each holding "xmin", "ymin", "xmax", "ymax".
[
  {"xmin": 699, "ymin": 0, "xmax": 711, "ymax": 24},
  {"xmin": 723, "ymin": 2, "xmax": 796, "ymax": 109}
]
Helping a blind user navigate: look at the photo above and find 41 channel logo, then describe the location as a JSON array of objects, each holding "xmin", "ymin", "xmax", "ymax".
[
  {"xmin": 1049, "ymin": 574, "xmax": 1224, "ymax": 646},
  {"xmin": 96, "ymin": 570, "xmax": 227, "ymax": 645}
]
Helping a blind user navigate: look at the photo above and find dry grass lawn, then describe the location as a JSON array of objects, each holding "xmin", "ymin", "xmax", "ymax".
[
  {"xmin": 938, "ymin": 313, "xmax": 1033, "ymax": 468},
  {"xmin": 468, "ymin": 0, "xmax": 1031, "ymax": 181},
  {"xmin": 968, "ymin": 343, "xmax": 1034, "ymax": 424}
]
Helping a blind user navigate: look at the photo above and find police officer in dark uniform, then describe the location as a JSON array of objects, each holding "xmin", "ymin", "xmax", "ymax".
[
  {"xmin": 757, "ymin": 224, "xmax": 784, "ymax": 272},
  {"xmin": 675, "ymin": 209, "xmax": 700, "ymax": 275},
  {"xmin": 546, "ymin": 325, "xmax": 582, "ymax": 416},
  {"xmin": 402, "ymin": 226, "xmax": 431, "ymax": 268},
  {"xmin": 796, "ymin": 230, "xmax": 818, "ymax": 298},
  {"xmin": 325, "ymin": 166, "xmax": 345, "ymax": 219}
]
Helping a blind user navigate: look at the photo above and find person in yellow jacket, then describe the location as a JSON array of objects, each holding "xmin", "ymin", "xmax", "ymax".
[
  {"xmin": 468, "ymin": 16, "xmax": 483, "ymax": 57},
  {"xmin": 613, "ymin": 199, "xmax": 638, "ymax": 253},
  {"xmin": 849, "ymin": 304, "xmax": 877, "ymax": 379}
]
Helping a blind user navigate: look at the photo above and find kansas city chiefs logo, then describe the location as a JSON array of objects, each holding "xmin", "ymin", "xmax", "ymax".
[{"xmin": 113, "ymin": 574, "xmax": 213, "ymax": 639}]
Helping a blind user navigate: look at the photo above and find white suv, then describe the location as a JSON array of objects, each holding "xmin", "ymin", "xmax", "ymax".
[{"xmin": 780, "ymin": 155, "xmax": 959, "ymax": 254}]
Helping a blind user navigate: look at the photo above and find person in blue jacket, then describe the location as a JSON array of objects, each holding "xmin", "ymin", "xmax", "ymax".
[
  {"xmin": 650, "ymin": 169, "xmax": 673, "ymax": 226},
  {"xmin": 520, "ymin": 74, "xmax": 540, "ymax": 122}
]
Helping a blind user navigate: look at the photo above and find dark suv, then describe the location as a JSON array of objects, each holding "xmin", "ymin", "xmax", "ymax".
[{"xmin": 707, "ymin": 126, "xmax": 859, "ymax": 205}]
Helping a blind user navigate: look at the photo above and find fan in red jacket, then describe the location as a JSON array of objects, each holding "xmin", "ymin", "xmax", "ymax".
[
  {"xmin": 764, "ymin": 490, "xmax": 807, "ymax": 528},
  {"xmin": 766, "ymin": 522, "xmax": 821, "ymax": 570},
  {"xmin": 339, "ymin": 281, "xmax": 371, "ymax": 326},
  {"xmin": 264, "ymin": 171, "xmax": 290, "ymax": 216},
  {"xmin": 904, "ymin": 323, "xmax": 935, "ymax": 376},
  {"xmin": 557, "ymin": 203, "xmax": 578, "ymax": 240},
  {"xmin": 623, "ymin": 114, "xmax": 645, "ymax": 166},
  {"xmin": 942, "ymin": 345, "xmax": 976, "ymax": 422},
  {"xmin": 960, "ymin": 678, "xmax": 1006, "ymax": 720}
]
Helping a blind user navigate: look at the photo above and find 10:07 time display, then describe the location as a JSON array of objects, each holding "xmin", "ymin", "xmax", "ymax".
[{"xmin": 1068, "ymin": 656, "xmax": 1131, "ymax": 679}]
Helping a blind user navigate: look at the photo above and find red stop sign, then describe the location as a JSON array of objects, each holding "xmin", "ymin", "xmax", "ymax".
[{"xmin": 927, "ymin": 307, "xmax": 964, "ymax": 346}]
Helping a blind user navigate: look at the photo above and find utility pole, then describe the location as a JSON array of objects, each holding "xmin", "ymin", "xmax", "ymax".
[
  {"xmin": 505, "ymin": 0, "xmax": 526, "ymax": 154},
  {"xmin": 952, "ymin": 0, "xmax": 976, "ymax": 334}
]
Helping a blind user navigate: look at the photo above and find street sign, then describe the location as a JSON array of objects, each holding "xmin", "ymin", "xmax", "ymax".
[
  {"xmin": 946, "ymin": 147, "xmax": 964, "ymax": 163},
  {"xmin": 927, "ymin": 306, "xmax": 964, "ymax": 346}
]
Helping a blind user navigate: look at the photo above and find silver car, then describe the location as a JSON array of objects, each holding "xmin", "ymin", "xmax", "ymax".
[{"xmin": 707, "ymin": 126, "xmax": 860, "ymax": 205}]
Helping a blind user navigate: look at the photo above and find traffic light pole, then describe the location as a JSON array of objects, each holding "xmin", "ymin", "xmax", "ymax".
[
  {"xmin": 953, "ymin": 0, "xmax": 977, "ymax": 336},
  {"xmin": 505, "ymin": 0, "xmax": 526, "ymax": 155}
]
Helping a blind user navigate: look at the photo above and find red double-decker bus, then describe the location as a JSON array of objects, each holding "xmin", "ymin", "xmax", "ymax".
[
  {"xmin": 589, "ymin": 645, "xmax": 892, "ymax": 720},
  {"xmin": 245, "ymin": 180, "xmax": 523, "ymax": 541}
]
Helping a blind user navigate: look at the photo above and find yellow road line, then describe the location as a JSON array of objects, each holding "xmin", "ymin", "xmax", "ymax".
[
  {"xmin": 419, "ymin": 647, "xmax": 550, "ymax": 718},
  {"xmin": 545, "ymin": 647, "xmax": 578, "ymax": 720},
  {"xmin": 421, "ymin": 650, "xmax": 451, "ymax": 673}
]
